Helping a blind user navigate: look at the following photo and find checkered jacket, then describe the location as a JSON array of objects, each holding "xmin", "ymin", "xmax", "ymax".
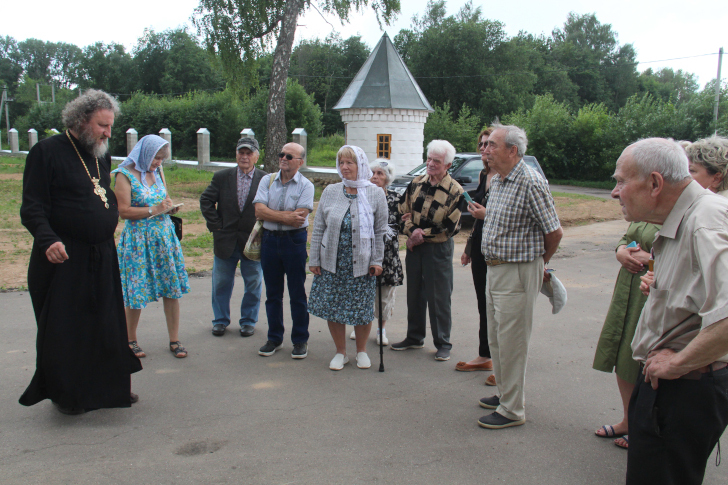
[
  {"xmin": 399, "ymin": 173, "xmax": 465, "ymax": 243},
  {"xmin": 481, "ymin": 159, "xmax": 560, "ymax": 262}
]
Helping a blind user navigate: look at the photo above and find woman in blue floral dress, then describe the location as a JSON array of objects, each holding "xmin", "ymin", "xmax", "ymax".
[
  {"xmin": 112, "ymin": 134, "xmax": 189, "ymax": 359},
  {"xmin": 309, "ymin": 146, "xmax": 388, "ymax": 370}
]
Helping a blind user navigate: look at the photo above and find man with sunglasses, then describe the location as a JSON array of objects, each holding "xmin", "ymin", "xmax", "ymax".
[
  {"xmin": 200, "ymin": 137, "xmax": 267, "ymax": 338},
  {"xmin": 253, "ymin": 143, "xmax": 315, "ymax": 359}
]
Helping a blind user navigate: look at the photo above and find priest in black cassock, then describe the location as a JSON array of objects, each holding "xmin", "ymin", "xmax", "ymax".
[{"xmin": 19, "ymin": 89, "xmax": 142, "ymax": 415}]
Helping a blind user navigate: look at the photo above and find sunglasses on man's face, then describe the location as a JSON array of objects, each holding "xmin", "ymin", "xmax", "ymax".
[{"xmin": 278, "ymin": 153, "xmax": 302, "ymax": 160}]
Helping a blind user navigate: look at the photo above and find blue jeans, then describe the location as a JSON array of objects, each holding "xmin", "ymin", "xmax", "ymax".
[
  {"xmin": 260, "ymin": 230, "xmax": 309, "ymax": 344},
  {"xmin": 211, "ymin": 245, "xmax": 263, "ymax": 328}
]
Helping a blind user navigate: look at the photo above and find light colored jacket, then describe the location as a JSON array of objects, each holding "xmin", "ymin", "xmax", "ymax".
[{"xmin": 309, "ymin": 183, "xmax": 388, "ymax": 278}]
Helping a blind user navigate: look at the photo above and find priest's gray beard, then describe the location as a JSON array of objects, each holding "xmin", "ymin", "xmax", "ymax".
[{"xmin": 78, "ymin": 127, "xmax": 109, "ymax": 158}]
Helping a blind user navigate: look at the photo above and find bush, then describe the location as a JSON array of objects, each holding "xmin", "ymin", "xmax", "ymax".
[{"xmin": 423, "ymin": 102, "xmax": 482, "ymax": 153}]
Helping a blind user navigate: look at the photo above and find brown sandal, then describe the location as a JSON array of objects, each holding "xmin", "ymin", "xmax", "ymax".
[
  {"xmin": 129, "ymin": 340, "xmax": 146, "ymax": 358},
  {"xmin": 169, "ymin": 341, "xmax": 187, "ymax": 358}
]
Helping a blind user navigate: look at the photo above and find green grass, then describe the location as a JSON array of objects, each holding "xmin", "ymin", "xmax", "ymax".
[
  {"xmin": 0, "ymin": 155, "xmax": 26, "ymax": 174},
  {"xmin": 549, "ymin": 179, "xmax": 615, "ymax": 190},
  {"xmin": 551, "ymin": 191, "xmax": 603, "ymax": 201},
  {"xmin": 0, "ymin": 179, "xmax": 23, "ymax": 230},
  {"xmin": 180, "ymin": 231, "xmax": 213, "ymax": 253}
]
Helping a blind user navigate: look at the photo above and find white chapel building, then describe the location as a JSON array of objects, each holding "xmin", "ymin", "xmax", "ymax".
[{"xmin": 333, "ymin": 33, "xmax": 433, "ymax": 174}]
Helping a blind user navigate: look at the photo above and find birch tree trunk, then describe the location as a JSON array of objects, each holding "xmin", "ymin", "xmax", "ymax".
[{"xmin": 263, "ymin": 0, "xmax": 305, "ymax": 172}]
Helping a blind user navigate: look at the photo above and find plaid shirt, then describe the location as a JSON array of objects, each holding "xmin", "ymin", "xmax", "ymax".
[
  {"xmin": 482, "ymin": 159, "xmax": 560, "ymax": 262},
  {"xmin": 399, "ymin": 173, "xmax": 464, "ymax": 243}
]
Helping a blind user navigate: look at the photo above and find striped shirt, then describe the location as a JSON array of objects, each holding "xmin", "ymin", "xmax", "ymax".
[
  {"xmin": 236, "ymin": 166, "xmax": 255, "ymax": 211},
  {"xmin": 399, "ymin": 173, "xmax": 464, "ymax": 244},
  {"xmin": 482, "ymin": 159, "xmax": 560, "ymax": 263}
]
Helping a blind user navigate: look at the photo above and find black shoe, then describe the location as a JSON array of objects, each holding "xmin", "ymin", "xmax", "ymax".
[
  {"xmin": 390, "ymin": 338, "xmax": 424, "ymax": 351},
  {"xmin": 435, "ymin": 348, "xmax": 451, "ymax": 361},
  {"xmin": 258, "ymin": 340, "xmax": 282, "ymax": 356},
  {"xmin": 478, "ymin": 412, "xmax": 525, "ymax": 429},
  {"xmin": 130, "ymin": 392, "xmax": 139, "ymax": 404},
  {"xmin": 292, "ymin": 342, "xmax": 308, "ymax": 359},
  {"xmin": 240, "ymin": 325, "xmax": 255, "ymax": 337},
  {"xmin": 479, "ymin": 395, "xmax": 500, "ymax": 409},
  {"xmin": 212, "ymin": 324, "xmax": 226, "ymax": 336}
]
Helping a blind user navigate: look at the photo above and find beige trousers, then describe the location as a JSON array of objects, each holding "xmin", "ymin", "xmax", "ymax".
[{"xmin": 485, "ymin": 257, "xmax": 544, "ymax": 421}]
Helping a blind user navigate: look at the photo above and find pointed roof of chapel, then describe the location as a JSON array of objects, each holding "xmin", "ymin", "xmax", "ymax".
[{"xmin": 333, "ymin": 33, "xmax": 433, "ymax": 111}]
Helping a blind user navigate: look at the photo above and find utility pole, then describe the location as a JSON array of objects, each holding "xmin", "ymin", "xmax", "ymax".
[
  {"xmin": 52, "ymin": 82, "xmax": 56, "ymax": 104},
  {"xmin": 2, "ymin": 86, "xmax": 10, "ymax": 145},
  {"xmin": 714, "ymin": 47, "xmax": 724, "ymax": 134},
  {"xmin": 36, "ymin": 83, "xmax": 41, "ymax": 105}
]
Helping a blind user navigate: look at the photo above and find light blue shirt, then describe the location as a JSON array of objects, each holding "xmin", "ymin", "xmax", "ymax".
[{"xmin": 253, "ymin": 170, "xmax": 315, "ymax": 231}]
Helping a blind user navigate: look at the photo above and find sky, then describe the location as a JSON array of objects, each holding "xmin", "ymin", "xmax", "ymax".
[{"xmin": 1, "ymin": 0, "xmax": 725, "ymax": 88}]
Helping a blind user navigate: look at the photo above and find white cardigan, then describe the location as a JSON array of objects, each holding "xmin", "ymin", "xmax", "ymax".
[{"xmin": 309, "ymin": 183, "xmax": 388, "ymax": 278}]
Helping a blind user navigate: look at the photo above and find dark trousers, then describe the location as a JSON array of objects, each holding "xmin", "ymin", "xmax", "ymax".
[
  {"xmin": 260, "ymin": 230, "xmax": 310, "ymax": 345},
  {"xmin": 627, "ymin": 366, "xmax": 728, "ymax": 485},
  {"xmin": 405, "ymin": 239, "xmax": 454, "ymax": 350},
  {"xmin": 470, "ymin": 239, "xmax": 490, "ymax": 358}
]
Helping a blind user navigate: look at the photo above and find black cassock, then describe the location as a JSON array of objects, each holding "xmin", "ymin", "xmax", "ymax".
[{"xmin": 19, "ymin": 132, "xmax": 142, "ymax": 410}]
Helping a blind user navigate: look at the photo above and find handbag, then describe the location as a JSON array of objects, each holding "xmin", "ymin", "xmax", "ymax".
[
  {"xmin": 158, "ymin": 165, "xmax": 182, "ymax": 240},
  {"xmin": 243, "ymin": 172, "xmax": 277, "ymax": 261}
]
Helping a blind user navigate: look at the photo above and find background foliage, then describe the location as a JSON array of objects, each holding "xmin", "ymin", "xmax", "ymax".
[{"xmin": 1, "ymin": 0, "xmax": 725, "ymax": 179}]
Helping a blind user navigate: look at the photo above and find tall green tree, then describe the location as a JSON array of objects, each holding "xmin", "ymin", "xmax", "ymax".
[
  {"xmin": 193, "ymin": 0, "xmax": 400, "ymax": 172},
  {"xmin": 78, "ymin": 43, "xmax": 136, "ymax": 94},
  {"xmin": 550, "ymin": 13, "xmax": 638, "ymax": 110},
  {"xmin": 133, "ymin": 28, "xmax": 224, "ymax": 95}
]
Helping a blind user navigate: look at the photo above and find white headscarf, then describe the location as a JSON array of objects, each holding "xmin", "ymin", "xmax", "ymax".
[
  {"xmin": 337, "ymin": 145, "xmax": 376, "ymax": 248},
  {"xmin": 118, "ymin": 134, "xmax": 168, "ymax": 189}
]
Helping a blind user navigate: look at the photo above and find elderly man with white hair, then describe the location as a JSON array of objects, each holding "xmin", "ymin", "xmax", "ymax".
[
  {"xmin": 478, "ymin": 123, "xmax": 562, "ymax": 430},
  {"xmin": 392, "ymin": 140, "xmax": 465, "ymax": 362},
  {"xmin": 610, "ymin": 138, "xmax": 728, "ymax": 485}
]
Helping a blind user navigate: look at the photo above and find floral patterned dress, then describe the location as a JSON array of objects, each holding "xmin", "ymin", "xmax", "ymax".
[
  {"xmin": 308, "ymin": 192, "xmax": 375, "ymax": 326},
  {"xmin": 381, "ymin": 188, "xmax": 404, "ymax": 287},
  {"xmin": 112, "ymin": 167, "xmax": 190, "ymax": 310}
]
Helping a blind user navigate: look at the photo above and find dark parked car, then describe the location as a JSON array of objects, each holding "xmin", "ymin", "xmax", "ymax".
[{"xmin": 390, "ymin": 153, "xmax": 546, "ymax": 218}]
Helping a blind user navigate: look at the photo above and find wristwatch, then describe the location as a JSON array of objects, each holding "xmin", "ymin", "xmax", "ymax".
[{"xmin": 148, "ymin": 207, "xmax": 153, "ymax": 217}]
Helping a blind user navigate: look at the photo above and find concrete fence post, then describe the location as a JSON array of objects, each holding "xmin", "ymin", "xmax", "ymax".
[
  {"xmin": 48, "ymin": 128, "xmax": 60, "ymax": 135},
  {"xmin": 9, "ymin": 128, "xmax": 19, "ymax": 153},
  {"xmin": 158, "ymin": 128, "xmax": 172, "ymax": 161},
  {"xmin": 240, "ymin": 128, "xmax": 255, "ymax": 141},
  {"xmin": 292, "ymin": 128, "xmax": 308, "ymax": 166},
  {"xmin": 28, "ymin": 129, "xmax": 38, "ymax": 150},
  {"xmin": 126, "ymin": 128, "xmax": 138, "ymax": 155},
  {"xmin": 197, "ymin": 128, "xmax": 210, "ymax": 168}
]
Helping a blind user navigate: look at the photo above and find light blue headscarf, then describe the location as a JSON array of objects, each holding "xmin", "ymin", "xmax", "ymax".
[{"xmin": 118, "ymin": 134, "xmax": 169, "ymax": 189}]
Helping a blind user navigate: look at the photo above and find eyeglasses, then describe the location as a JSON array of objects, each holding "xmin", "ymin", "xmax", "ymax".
[
  {"xmin": 278, "ymin": 153, "xmax": 303, "ymax": 160},
  {"xmin": 478, "ymin": 141, "xmax": 487, "ymax": 148}
]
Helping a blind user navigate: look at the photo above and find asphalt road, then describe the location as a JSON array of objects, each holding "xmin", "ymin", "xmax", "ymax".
[{"xmin": 2, "ymin": 219, "xmax": 726, "ymax": 485}]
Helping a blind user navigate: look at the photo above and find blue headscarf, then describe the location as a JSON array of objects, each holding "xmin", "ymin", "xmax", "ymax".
[{"xmin": 118, "ymin": 134, "xmax": 169, "ymax": 189}]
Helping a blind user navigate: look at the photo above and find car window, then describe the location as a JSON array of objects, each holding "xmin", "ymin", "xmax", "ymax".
[{"xmin": 458, "ymin": 159, "xmax": 484, "ymax": 182}]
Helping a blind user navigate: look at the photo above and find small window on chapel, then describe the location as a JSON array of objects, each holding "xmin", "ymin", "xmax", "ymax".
[{"xmin": 377, "ymin": 134, "xmax": 391, "ymax": 159}]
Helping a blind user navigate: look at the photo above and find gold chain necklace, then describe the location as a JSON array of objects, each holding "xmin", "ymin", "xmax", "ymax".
[{"xmin": 66, "ymin": 130, "xmax": 109, "ymax": 209}]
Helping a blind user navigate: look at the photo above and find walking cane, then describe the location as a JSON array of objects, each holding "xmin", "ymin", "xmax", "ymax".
[{"xmin": 378, "ymin": 274, "xmax": 384, "ymax": 372}]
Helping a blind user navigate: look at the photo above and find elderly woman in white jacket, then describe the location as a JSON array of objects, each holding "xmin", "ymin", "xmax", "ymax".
[{"xmin": 308, "ymin": 146, "xmax": 388, "ymax": 370}]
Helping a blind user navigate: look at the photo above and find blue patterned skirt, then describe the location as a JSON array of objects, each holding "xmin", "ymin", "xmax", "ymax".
[{"xmin": 309, "ymin": 209, "xmax": 375, "ymax": 325}]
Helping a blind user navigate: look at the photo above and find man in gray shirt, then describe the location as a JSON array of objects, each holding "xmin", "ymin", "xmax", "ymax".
[{"xmin": 253, "ymin": 142, "xmax": 315, "ymax": 359}]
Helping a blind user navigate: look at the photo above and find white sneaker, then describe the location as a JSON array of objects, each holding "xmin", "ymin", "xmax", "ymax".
[
  {"xmin": 376, "ymin": 329, "xmax": 389, "ymax": 346},
  {"xmin": 329, "ymin": 353, "xmax": 349, "ymax": 370},
  {"xmin": 356, "ymin": 352, "xmax": 371, "ymax": 369},
  {"xmin": 349, "ymin": 329, "xmax": 356, "ymax": 340}
]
